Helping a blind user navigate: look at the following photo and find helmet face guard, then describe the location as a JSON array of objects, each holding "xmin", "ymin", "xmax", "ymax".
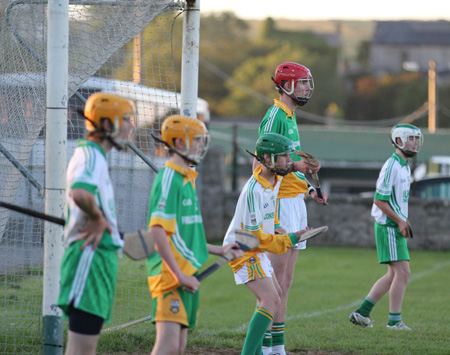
[
  {"xmin": 159, "ymin": 115, "xmax": 210, "ymax": 165},
  {"xmin": 256, "ymin": 133, "xmax": 295, "ymax": 176},
  {"xmin": 84, "ymin": 92, "xmax": 136, "ymax": 150},
  {"xmin": 391, "ymin": 124, "xmax": 423, "ymax": 158},
  {"xmin": 272, "ymin": 62, "xmax": 314, "ymax": 106}
]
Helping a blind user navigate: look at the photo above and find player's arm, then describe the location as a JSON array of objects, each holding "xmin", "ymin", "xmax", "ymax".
[
  {"xmin": 71, "ymin": 188, "xmax": 111, "ymax": 250},
  {"xmin": 306, "ymin": 180, "xmax": 328, "ymax": 204},
  {"xmin": 373, "ymin": 199, "xmax": 408, "ymax": 236},
  {"xmin": 150, "ymin": 225, "xmax": 200, "ymax": 291},
  {"xmin": 250, "ymin": 227, "xmax": 306, "ymax": 254}
]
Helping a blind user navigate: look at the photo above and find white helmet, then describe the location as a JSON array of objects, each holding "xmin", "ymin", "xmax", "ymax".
[{"xmin": 391, "ymin": 124, "xmax": 423, "ymax": 158}]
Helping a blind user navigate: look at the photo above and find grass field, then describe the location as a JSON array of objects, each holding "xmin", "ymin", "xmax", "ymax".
[
  {"xmin": 97, "ymin": 247, "xmax": 450, "ymax": 355},
  {"xmin": 1, "ymin": 247, "xmax": 449, "ymax": 354}
]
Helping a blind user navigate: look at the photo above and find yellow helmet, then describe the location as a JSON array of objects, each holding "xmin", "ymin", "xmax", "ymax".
[
  {"xmin": 84, "ymin": 92, "xmax": 136, "ymax": 138},
  {"xmin": 160, "ymin": 115, "xmax": 209, "ymax": 165}
]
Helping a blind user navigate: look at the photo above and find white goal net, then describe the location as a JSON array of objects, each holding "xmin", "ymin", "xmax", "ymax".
[{"xmin": 0, "ymin": 0, "xmax": 188, "ymax": 353}]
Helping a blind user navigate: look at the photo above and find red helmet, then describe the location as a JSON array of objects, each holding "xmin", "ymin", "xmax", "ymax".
[{"xmin": 272, "ymin": 62, "xmax": 314, "ymax": 106}]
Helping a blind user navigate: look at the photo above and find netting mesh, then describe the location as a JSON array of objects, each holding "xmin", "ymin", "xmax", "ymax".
[{"xmin": 0, "ymin": 0, "xmax": 184, "ymax": 353}]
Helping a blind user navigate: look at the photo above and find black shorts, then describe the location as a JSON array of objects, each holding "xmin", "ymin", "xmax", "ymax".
[{"xmin": 68, "ymin": 305, "xmax": 104, "ymax": 335}]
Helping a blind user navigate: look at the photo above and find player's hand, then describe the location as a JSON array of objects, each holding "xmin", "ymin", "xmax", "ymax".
[
  {"xmin": 311, "ymin": 190, "xmax": 328, "ymax": 205},
  {"xmin": 78, "ymin": 214, "xmax": 112, "ymax": 250},
  {"xmin": 293, "ymin": 227, "xmax": 310, "ymax": 241},
  {"xmin": 223, "ymin": 243, "xmax": 245, "ymax": 259},
  {"xmin": 398, "ymin": 219, "xmax": 408, "ymax": 237},
  {"xmin": 180, "ymin": 274, "xmax": 200, "ymax": 293},
  {"xmin": 275, "ymin": 227, "xmax": 286, "ymax": 234},
  {"xmin": 293, "ymin": 160, "xmax": 320, "ymax": 175}
]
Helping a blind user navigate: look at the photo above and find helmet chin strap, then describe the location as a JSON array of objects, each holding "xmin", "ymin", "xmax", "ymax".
[
  {"xmin": 391, "ymin": 138, "xmax": 416, "ymax": 158},
  {"xmin": 271, "ymin": 78, "xmax": 309, "ymax": 107},
  {"xmin": 106, "ymin": 136, "xmax": 127, "ymax": 151},
  {"xmin": 267, "ymin": 158, "xmax": 293, "ymax": 176},
  {"xmin": 402, "ymin": 149, "xmax": 417, "ymax": 158},
  {"xmin": 289, "ymin": 94, "xmax": 308, "ymax": 107},
  {"xmin": 151, "ymin": 134, "xmax": 199, "ymax": 166}
]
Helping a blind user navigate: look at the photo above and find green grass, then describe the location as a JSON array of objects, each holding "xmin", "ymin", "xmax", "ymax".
[
  {"xmin": 2, "ymin": 247, "xmax": 450, "ymax": 354},
  {"xmin": 99, "ymin": 247, "xmax": 450, "ymax": 354}
]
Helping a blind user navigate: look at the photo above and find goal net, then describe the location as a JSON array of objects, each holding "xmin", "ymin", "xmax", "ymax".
[{"xmin": 0, "ymin": 0, "xmax": 186, "ymax": 352}]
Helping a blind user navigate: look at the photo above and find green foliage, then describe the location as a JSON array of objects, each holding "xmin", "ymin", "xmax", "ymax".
[{"xmin": 345, "ymin": 73, "xmax": 428, "ymax": 121}]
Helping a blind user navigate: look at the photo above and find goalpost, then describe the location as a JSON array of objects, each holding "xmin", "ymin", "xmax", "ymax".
[{"xmin": 0, "ymin": 0, "xmax": 201, "ymax": 353}]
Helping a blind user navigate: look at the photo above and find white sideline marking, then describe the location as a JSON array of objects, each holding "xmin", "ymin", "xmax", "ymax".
[{"xmin": 233, "ymin": 261, "xmax": 450, "ymax": 331}]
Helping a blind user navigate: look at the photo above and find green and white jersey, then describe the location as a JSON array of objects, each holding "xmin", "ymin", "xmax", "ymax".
[
  {"xmin": 371, "ymin": 153, "xmax": 411, "ymax": 226},
  {"xmin": 222, "ymin": 166, "xmax": 298, "ymax": 273},
  {"xmin": 64, "ymin": 139, "xmax": 122, "ymax": 248},
  {"xmin": 258, "ymin": 99, "xmax": 308, "ymax": 197},
  {"xmin": 147, "ymin": 161, "xmax": 209, "ymax": 297}
]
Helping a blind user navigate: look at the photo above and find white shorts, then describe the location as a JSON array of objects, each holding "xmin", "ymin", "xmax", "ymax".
[
  {"xmin": 278, "ymin": 193, "xmax": 307, "ymax": 250},
  {"xmin": 233, "ymin": 252, "xmax": 273, "ymax": 285}
]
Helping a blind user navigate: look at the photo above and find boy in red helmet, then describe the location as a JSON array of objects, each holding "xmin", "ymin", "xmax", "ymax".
[{"xmin": 253, "ymin": 62, "xmax": 328, "ymax": 355}]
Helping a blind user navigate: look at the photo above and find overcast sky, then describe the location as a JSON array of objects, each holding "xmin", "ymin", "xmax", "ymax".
[{"xmin": 200, "ymin": 1, "xmax": 450, "ymax": 21}]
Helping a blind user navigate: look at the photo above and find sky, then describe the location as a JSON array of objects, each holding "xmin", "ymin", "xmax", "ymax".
[{"xmin": 200, "ymin": 1, "xmax": 450, "ymax": 21}]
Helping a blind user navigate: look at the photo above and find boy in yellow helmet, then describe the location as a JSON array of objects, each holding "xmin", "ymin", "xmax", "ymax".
[
  {"xmin": 147, "ymin": 115, "xmax": 243, "ymax": 355},
  {"xmin": 58, "ymin": 92, "xmax": 135, "ymax": 354}
]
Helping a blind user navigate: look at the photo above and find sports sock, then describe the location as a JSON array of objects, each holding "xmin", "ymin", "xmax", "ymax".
[
  {"xmin": 271, "ymin": 322, "xmax": 285, "ymax": 355},
  {"xmin": 262, "ymin": 330, "xmax": 272, "ymax": 355},
  {"xmin": 241, "ymin": 306, "xmax": 273, "ymax": 355},
  {"xmin": 388, "ymin": 312, "xmax": 401, "ymax": 326},
  {"xmin": 358, "ymin": 296, "xmax": 376, "ymax": 317}
]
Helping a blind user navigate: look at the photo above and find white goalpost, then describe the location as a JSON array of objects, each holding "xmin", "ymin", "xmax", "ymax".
[
  {"xmin": 0, "ymin": 0, "xmax": 201, "ymax": 353},
  {"xmin": 42, "ymin": 0, "xmax": 68, "ymax": 353}
]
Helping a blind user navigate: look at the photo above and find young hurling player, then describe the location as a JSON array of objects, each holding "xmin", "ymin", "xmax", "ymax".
[
  {"xmin": 349, "ymin": 124, "xmax": 423, "ymax": 331},
  {"xmin": 224, "ymin": 133, "xmax": 310, "ymax": 355},
  {"xmin": 146, "ymin": 115, "xmax": 243, "ymax": 355},
  {"xmin": 57, "ymin": 92, "xmax": 135, "ymax": 355},
  {"xmin": 253, "ymin": 62, "xmax": 328, "ymax": 355}
]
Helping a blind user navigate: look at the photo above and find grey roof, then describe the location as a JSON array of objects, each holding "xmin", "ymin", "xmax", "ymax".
[{"xmin": 373, "ymin": 21, "xmax": 450, "ymax": 45}]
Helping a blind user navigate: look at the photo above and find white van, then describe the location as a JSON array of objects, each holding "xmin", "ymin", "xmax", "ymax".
[
  {"xmin": 0, "ymin": 73, "xmax": 210, "ymax": 139},
  {"xmin": 77, "ymin": 76, "xmax": 210, "ymax": 126}
]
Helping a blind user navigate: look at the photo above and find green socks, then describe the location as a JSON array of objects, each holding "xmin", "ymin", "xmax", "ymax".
[
  {"xmin": 358, "ymin": 296, "xmax": 376, "ymax": 317},
  {"xmin": 272, "ymin": 322, "xmax": 285, "ymax": 355},
  {"xmin": 241, "ymin": 306, "xmax": 273, "ymax": 355},
  {"xmin": 388, "ymin": 312, "xmax": 402, "ymax": 326},
  {"xmin": 262, "ymin": 330, "xmax": 272, "ymax": 355}
]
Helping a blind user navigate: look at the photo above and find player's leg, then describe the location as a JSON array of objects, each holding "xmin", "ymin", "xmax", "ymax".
[
  {"xmin": 243, "ymin": 277, "xmax": 280, "ymax": 355},
  {"xmin": 389, "ymin": 260, "xmax": 410, "ymax": 313},
  {"xmin": 262, "ymin": 272, "xmax": 282, "ymax": 355},
  {"xmin": 65, "ymin": 332, "xmax": 100, "ymax": 355},
  {"xmin": 151, "ymin": 321, "xmax": 183, "ymax": 355},
  {"xmin": 268, "ymin": 248, "xmax": 298, "ymax": 354},
  {"xmin": 270, "ymin": 194, "xmax": 306, "ymax": 355},
  {"xmin": 383, "ymin": 225, "xmax": 411, "ymax": 329},
  {"xmin": 65, "ymin": 306, "xmax": 104, "ymax": 355},
  {"xmin": 351, "ymin": 267, "xmax": 394, "ymax": 323},
  {"xmin": 350, "ymin": 222, "xmax": 394, "ymax": 327},
  {"xmin": 386, "ymin": 259, "xmax": 410, "ymax": 329},
  {"xmin": 234, "ymin": 253, "xmax": 278, "ymax": 355},
  {"xmin": 179, "ymin": 327, "xmax": 189, "ymax": 354},
  {"xmin": 150, "ymin": 286, "xmax": 200, "ymax": 354}
]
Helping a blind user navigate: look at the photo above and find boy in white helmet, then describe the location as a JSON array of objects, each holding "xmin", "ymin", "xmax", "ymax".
[{"xmin": 349, "ymin": 124, "xmax": 424, "ymax": 331}]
